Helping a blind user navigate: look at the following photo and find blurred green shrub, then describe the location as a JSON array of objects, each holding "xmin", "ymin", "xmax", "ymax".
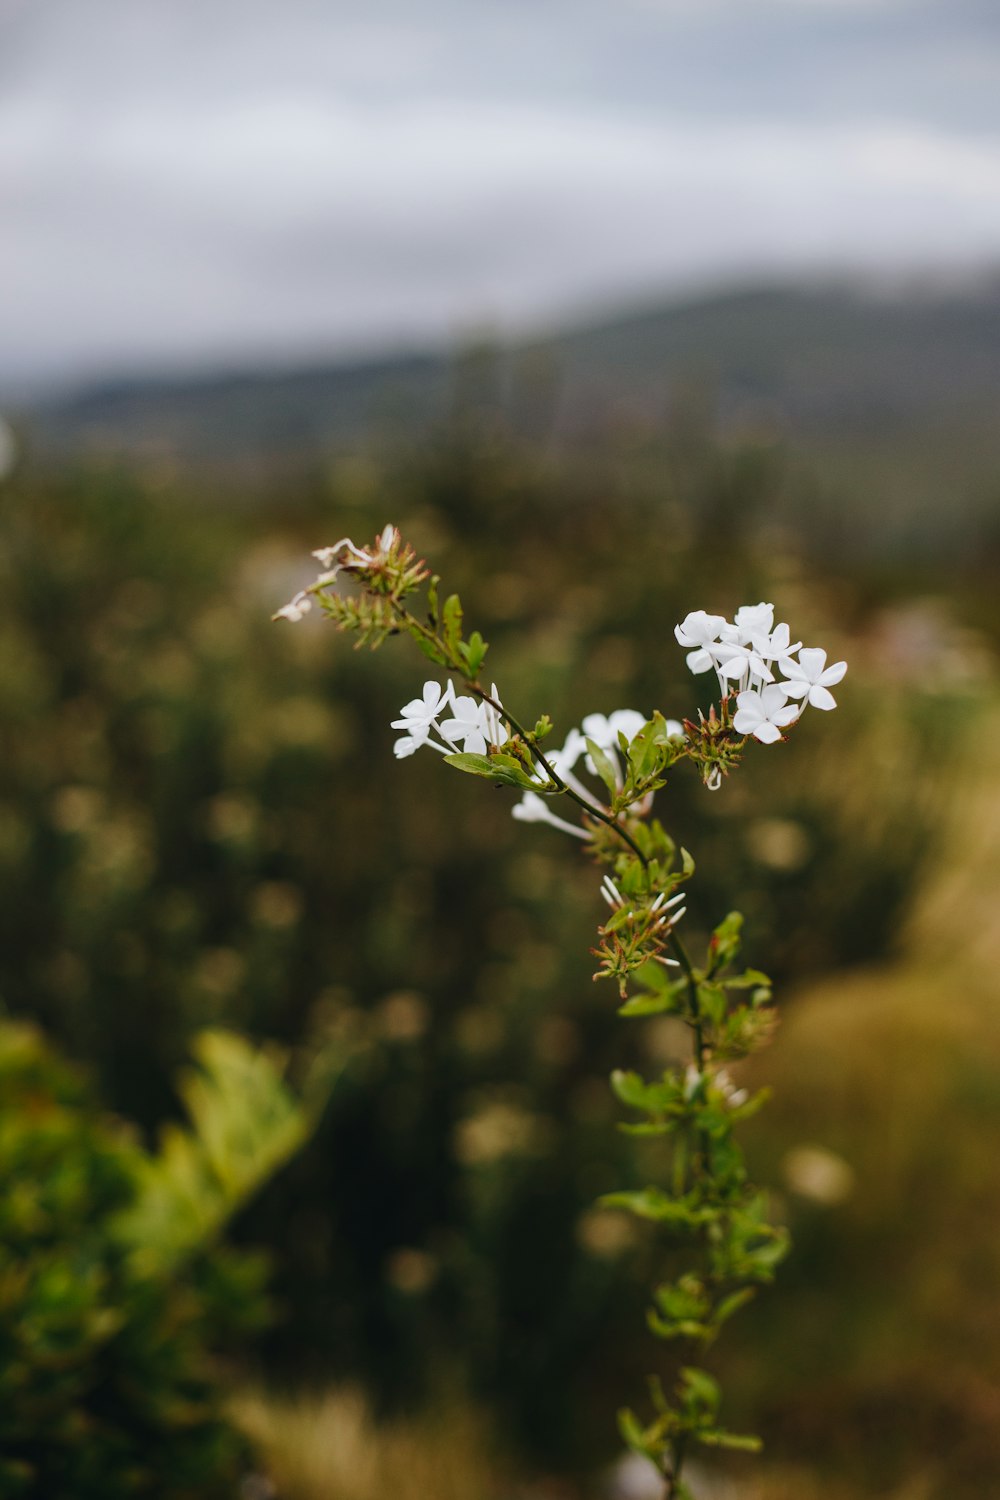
[
  {"xmin": 0, "ymin": 1021, "xmax": 329, "ymax": 1498},
  {"xmin": 0, "ymin": 426, "xmax": 966, "ymax": 1465}
]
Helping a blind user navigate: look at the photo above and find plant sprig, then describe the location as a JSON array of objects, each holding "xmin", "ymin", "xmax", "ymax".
[{"xmin": 275, "ymin": 525, "xmax": 848, "ymax": 1497}]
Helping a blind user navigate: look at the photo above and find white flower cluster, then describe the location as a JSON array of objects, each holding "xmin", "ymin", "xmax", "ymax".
[
  {"xmin": 675, "ymin": 603, "xmax": 847, "ymax": 745},
  {"xmin": 512, "ymin": 708, "xmax": 683, "ymax": 839},
  {"xmin": 391, "ymin": 687, "xmax": 686, "ymax": 841},
  {"xmin": 392, "ymin": 679, "xmax": 508, "ymax": 759},
  {"xmin": 275, "ymin": 525, "xmax": 399, "ymax": 622}
]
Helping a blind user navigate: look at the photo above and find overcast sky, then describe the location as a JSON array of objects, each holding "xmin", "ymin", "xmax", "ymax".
[{"xmin": 2, "ymin": 0, "xmax": 999, "ymax": 391}]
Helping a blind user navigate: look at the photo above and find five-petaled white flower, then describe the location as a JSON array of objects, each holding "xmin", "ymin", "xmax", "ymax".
[
  {"xmin": 440, "ymin": 685, "xmax": 509, "ymax": 755},
  {"xmin": 674, "ymin": 611, "xmax": 727, "ymax": 674},
  {"xmin": 391, "ymin": 681, "xmax": 455, "ymax": 758},
  {"xmin": 779, "ymin": 648, "xmax": 848, "ymax": 711},
  {"xmin": 732, "ymin": 685, "xmax": 800, "ymax": 745}
]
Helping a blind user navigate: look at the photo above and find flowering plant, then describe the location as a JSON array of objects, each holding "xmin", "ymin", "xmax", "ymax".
[{"xmin": 275, "ymin": 526, "xmax": 846, "ymax": 1497}]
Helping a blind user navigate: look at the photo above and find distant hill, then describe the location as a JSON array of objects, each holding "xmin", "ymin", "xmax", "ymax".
[
  {"xmin": 23, "ymin": 277, "xmax": 1000, "ymax": 462},
  {"xmin": 19, "ymin": 279, "xmax": 1000, "ymax": 559}
]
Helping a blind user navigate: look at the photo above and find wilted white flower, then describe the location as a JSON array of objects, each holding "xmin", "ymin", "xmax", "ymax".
[
  {"xmin": 312, "ymin": 523, "xmax": 398, "ymax": 574},
  {"xmin": 732, "ymin": 685, "xmax": 800, "ymax": 745},
  {"xmin": 274, "ymin": 590, "xmax": 313, "ymax": 623},
  {"xmin": 779, "ymin": 648, "xmax": 847, "ymax": 711}
]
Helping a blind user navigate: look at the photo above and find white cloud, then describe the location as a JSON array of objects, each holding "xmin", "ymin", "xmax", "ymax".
[{"xmin": 1, "ymin": 2, "xmax": 999, "ymax": 385}]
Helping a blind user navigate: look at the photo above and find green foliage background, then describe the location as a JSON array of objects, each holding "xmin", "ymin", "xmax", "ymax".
[{"xmin": 0, "ymin": 399, "xmax": 993, "ymax": 1491}]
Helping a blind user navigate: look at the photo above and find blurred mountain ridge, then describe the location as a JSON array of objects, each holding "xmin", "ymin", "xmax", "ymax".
[{"xmin": 20, "ymin": 275, "xmax": 1000, "ymax": 469}]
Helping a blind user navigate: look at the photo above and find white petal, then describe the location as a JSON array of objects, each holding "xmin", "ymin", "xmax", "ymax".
[
  {"xmin": 609, "ymin": 710, "xmax": 647, "ymax": 742},
  {"xmin": 686, "ymin": 647, "xmax": 714, "ymax": 674},
  {"xmin": 818, "ymin": 660, "xmax": 848, "ymax": 687},
  {"xmin": 772, "ymin": 703, "xmax": 801, "ymax": 727},
  {"xmin": 753, "ymin": 720, "xmax": 783, "ymax": 744},
  {"xmin": 581, "ymin": 712, "xmax": 613, "ymax": 744},
  {"xmin": 760, "ymin": 684, "xmax": 790, "ymax": 714},
  {"xmin": 719, "ymin": 652, "xmax": 749, "ymax": 681},
  {"xmin": 733, "ymin": 707, "xmax": 763, "ymax": 734},
  {"xmin": 463, "ymin": 730, "xmax": 489, "ymax": 755},
  {"xmin": 393, "ymin": 736, "xmax": 420, "ymax": 759},
  {"xmin": 808, "ymin": 685, "xmax": 838, "ymax": 711},
  {"xmin": 797, "ymin": 648, "xmax": 828, "ymax": 681}
]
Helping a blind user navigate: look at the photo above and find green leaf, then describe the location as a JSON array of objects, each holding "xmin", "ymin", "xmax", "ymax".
[
  {"xmin": 584, "ymin": 737, "xmax": 618, "ymax": 800},
  {"xmin": 618, "ymin": 1408, "xmax": 656, "ymax": 1458},
  {"xmin": 533, "ymin": 714, "xmax": 553, "ymax": 741},
  {"xmin": 442, "ymin": 593, "xmax": 463, "ymax": 656},
  {"xmin": 708, "ymin": 911, "xmax": 743, "ymax": 971},
  {"xmin": 678, "ymin": 1366, "xmax": 721, "ymax": 1417},
  {"xmin": 410, "ymin": 629, "xmax": 448, "ymax": 666},
  {"xmin": 698, "ymin": 1429, "xmax": 763, "ymax": 1453},
  {"xmin": 599, "ymin": 1188, "xmax": 706, "ymax": 1228},
  {"xmin": 610, "ymin": 1069, "xmax": 677, "ymax": 1113},
  {"xmin": 442, "ymin": 752, "xmax": 497, "ymax": 778},
  {"xmin": 443, "ymin": 751, "xmax": 538, "ymax": 790},
  {"xmin": 458, "ymin": 630, "xmax": 489, "ymax": 675},
  {"xmin": 648, "ymin": 1310, "xmax": 710, "ymax": 1342},
  {"xmin": 697, "ymin": 981, "xmax": 727, "ymax": 1028},
  {"xmin": 712, "ymin": 1287, "xmax": 756, "ymax": 1327},
  {"xmin": 618, "ymin": 990, "xmax": 683, "ymax": 1018},
  {"xmin": 724, "ymin": 968, "xmax": 771, "ymax": 991},
  {"xmin": 426, "ymin": 574, "xmax": 440, "ymax": 625}
]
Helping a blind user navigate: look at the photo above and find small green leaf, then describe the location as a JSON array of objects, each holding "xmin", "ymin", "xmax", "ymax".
[
  {"xmin": 618, "ymin": 1408, "xmax": 655, "ymax": 1457},
  {"xmin": 618, "ymin": 990, "xmax": 682, "ymax": 1018},
  {"xmin": 713, "ymin": 1287, "xmax": 756, "ymax": 1327},
  {"xmin": 410, "ymin": 628, "xmax": 448, "ymax": 666},
  {"xmin": 443, "ymin": 752, "xmax": 497, "ymax": 778},
  {"xmin": 458, "ymin": 630, "xmax": 489, "ymax": 675},
  {"xmin": 697, "ymin": 981, "xmax": 727, "ymax": 1028},
  {"xmin": 584, "ymin": 737, "xmax": 618, "ymax": 800},
  {"xmin": 698, "ymin": 1429, "xmax": 763, "ymax": 1453},
  {"xmin": 724, "ymin": 968, "xmax": 772, "ymax": 991},
  {"xmin": 442, "ymin": 593, "xmax": 463, "ymax": 655},
  {"xmin": 426, "ymin": 574, "xmax": 440, "ymax": 625},
  {"xmin": 599, "ymin": 1188, "xmax": 705, "ymax": 1228},
  {"xmin": 709, "ymin": 911, "xmax": 743, "ymax": 970},
  {"xmin": 533, "ymin": 714, "xmax": 553, "ymax": 741},
  {"xmin": 678, "ymin": 1366, "xmax": 721, "ymax": 1417}
]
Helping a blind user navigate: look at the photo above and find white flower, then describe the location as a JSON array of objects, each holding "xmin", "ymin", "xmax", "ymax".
[
  {"xmin": 580, "ymin": 709, "xmax": 647, "ymax": 790},
  {"xmin": 732, "ymin": 685, "xmax": 800, "ymax": 745},
  {"xmin": 674, "ymin": 610, "xmax": 726, "ymax": 674},
  {"xmin": 391, "ymin": 680, "xmax": 454, "ymax": 754},
  {"xmin": 440, "ymin": 685, "xmax": 508, "ymax": 755},
  {"xmin": 273, "ymin": 590, "xmax": 313, "ymax": 623},
  {"xmin": 581, "ymin": 709, "xmax": 647, "ymax": 750},
  {"xmin": 734, "ymin": 602, "xmax": 775, "ymax": 642},
  {"xmin": 779, "ymin": 648, "xmax": 847, "ymax": 711},
  {"xmin": 716, "ymin": 639, "xmax": 774, "ymax": 688},
  {"xmin": 512, "ymin": 791, "xmax": 590, "ymax": 840}
]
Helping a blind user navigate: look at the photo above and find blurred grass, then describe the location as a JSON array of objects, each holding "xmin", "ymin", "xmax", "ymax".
[{"xmin": 234, "ymin": 1388, "xmax": 503, "ymax": 1500}]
